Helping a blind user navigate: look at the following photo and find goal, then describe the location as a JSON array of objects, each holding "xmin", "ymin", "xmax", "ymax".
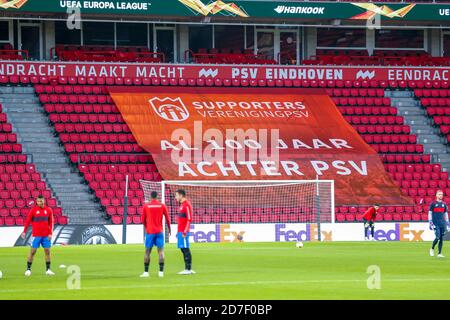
[{"xmin": 139, "ymin": 180, "xmax": 335, "ymax": 226}]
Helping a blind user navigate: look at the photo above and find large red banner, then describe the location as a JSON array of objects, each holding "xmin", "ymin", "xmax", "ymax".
[
  {"xmin": 0, "ymin": 61, "xmax": 448, "ymax": 82},
  {"xmin": 109, "ymin": 87, "xmax": 413, "ymax": 206}
]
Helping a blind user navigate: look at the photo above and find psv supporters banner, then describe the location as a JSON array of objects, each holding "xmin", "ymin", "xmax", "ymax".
[{"xmin": 109, "ymin": 87, "xmax": 412, "ymax": 206}]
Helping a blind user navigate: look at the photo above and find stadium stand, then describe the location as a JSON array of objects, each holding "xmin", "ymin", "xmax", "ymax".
[
  {"xmin": 51, "ymin": 45, "xmax": 165, "ymax": 63},
  {"xmin": 413, "ymin": 88, "xmax": 450, "ymax": 144},
  {"xmin": 0, "ymin": 100, "xmax": 67, "ymax": 226},
  {"xmin": 185, "ymin": 48, "xmax": 277, "ymax": 65},
  {"xmin": 0, "ymin": 43, "xmax": 27, "ymax": 61},
  {"xmin": 303, "ymin": 50, "xmax": 450, "ymax": 67},
  {"xmin": 5, "ymin": 75, "xmax": 442, "ymax": 224},
  {"xmin": 1, "ymin": 0, "xmax": 449, "ymax": 226}
]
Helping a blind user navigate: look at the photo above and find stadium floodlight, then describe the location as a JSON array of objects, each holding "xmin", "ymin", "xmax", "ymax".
[{"xmin": 140, "ymin": 180, "xmax": 335, "ymax": 241}]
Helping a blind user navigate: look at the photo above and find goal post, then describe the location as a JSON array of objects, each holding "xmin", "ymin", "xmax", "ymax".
[{"xmin": 139, "ymin": 180, "xmax": 335, "ymax": 241}]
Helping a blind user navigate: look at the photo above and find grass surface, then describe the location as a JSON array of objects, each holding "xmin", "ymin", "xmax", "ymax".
[{"xmin": 0, "ymin": 242, "xmax": 449, "ymax": 300}]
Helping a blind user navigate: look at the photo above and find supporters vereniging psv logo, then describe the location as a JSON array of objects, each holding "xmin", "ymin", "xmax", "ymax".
[{"xmin": 149, "ymin": 97, "xmax": 190, "ymax": 122}]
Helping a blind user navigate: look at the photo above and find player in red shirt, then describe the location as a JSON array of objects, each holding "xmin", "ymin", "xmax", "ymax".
[
  {"xmin": 21, "ymin": 196, "xmax": 55, "ymax": 276},
  {"xmin": 140, "ymin": 191, "xmax": 171, "ymax": 278},
  {"xmin": 175, "ymin": 189, "xmax": 195, "ymax": 275},
  {"xmin": 363, "ymin": 204, "xmax": 380, "ymax": 241}
]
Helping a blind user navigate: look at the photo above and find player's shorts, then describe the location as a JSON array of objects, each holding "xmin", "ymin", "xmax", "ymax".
[
  {"xmin": 363, "ymin": 218, "xmax": 374, "ymax": 227},
  {"xmin": 177, "ymin": 232, "xmax": 190, "ymax": 249},
  {"xmin": 31, "ymin": 236, "xmax": 52, "ymax": 249},
  {"xmin": 434, "ymin": 226, "xmax": 447, "ymax": 239},
  {"xmin": 145, "ymin": 232, "xmax": 164, "ymax": 249}
]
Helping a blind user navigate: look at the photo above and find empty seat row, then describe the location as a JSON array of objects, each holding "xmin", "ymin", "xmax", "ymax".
[
  {"xmin": 72, "ymin": 154, "xmax": 152, "ymax": 164},
  {"xmin": 414, "ymin": 89, "xmax": 450, "ymax": 98},
  {"xmin": 0, "ymin": 198, "xmax": 57, "ymax": 209},
  {"xmin": 362, "ymin": 134, "xmax": 416, "ymax": 144},
  {"xmin": 384, "ymin": 163, "xmax": 442, "ymax": 173},
  {"xmin": 64, "ymin": 143, "xmax": 143, "ymax": 154},
  {"xmin": 433, "ymin": 116, "xmax": 450, "ymax": 126},
  {"xmin": 0, "ymin": 207, "xmax": 62, "ymax": 217},
  {"xmin": 337, "ymin": 206, "xmax": 420, "ymax": 214},
  {"xmin": 0, "ymin": 215, "xmax": 68, "ymax": 226},
  {"xmin": 0, "ymin": 74, "xmax": 447, "ymax": 89},
  {"xmin": 404, "ymin": 187, "xmax": 449, "ymax": 196},
  {"xmin": 390, "ymin": 171, "xmax": 448, "ymax": 181},
  {"xmin": 0, "ymin": 133, "xmax": 17, "ymax": 143},
  {"xmin": 439, "ymin": 125, "xmax": 450, "ymax": 135},
  {"xmin": 332, "ymin": 97, "xmax": 391, "ymax": 106},
  {"xmin": 84, "ymin": 172, "xmax": 161, "ymax": 183},
  {"xmin": 54, "ymin": 123, "xmax": 130, "ymax": 134},
  {"xmin": 426, "ymin": 107, "xmax": 450, "ymax": 116},
  {"xmin": 87, "ymin": 180, "xmax": 157, "ymax": 191},
  {"xmin": 344, "ymin": 115, "xmax": 404, "ymax": 125},
  {"xmin": 49, "ymin": 113, "xmax": 124, "ymax": 124},
  {"xmin": 0, "ymin": 189, "xmax": 51, "ymax": 199},
  {"xmin": 40, "ymin": 94, "xmax": 112, "ymax": 105},
  {"xmin": 36, "ymin": 84, "xmax": 108, "ymax": 95},
  {"xmin": 0, "ymin": 154, "xmax": 27, "ymax": 163},
  {"xmin": 0, "ymin": 144, "xmax": 22, "ymax": 153},
  {"xmin": 371, "ymin": 144, "xmax": 424, "ymax": 154},
  {"xmin": 0, "ymin": 164, "xmax": 36, "ymax": 174},
  {"xmin": 44, "ymin": 104, "xmax": 118, "ymax": 114},
  {"xmin": 0, "ymin": 113, "xmax": 8, "ymax": 123},
  {"xmin": 338, "ymin": 106, "xmax": 397, "ymax": 116},
  {"xmin": 381, "ymin": 154, "xmax": 430, "ymax": 164},
  {"xmin": 59, "ymin": 133, "xmax": 136, "ymax": 144},
  {"xmin": 0, "ymin": 123, "xmax": 12, "ymax": 133},
  {"xmin": 355, "ymin": 125, "xmax": 409, "ymax": 135},
  {"xmin": 101, "ymin": 197, "xmax": 146, "ymax": 207},
  {"xmin": 326, "ymin": 88, "xmax": 385, "ymax": 97},
  {"xmin": 96, "ymin": 189, "xmax": 145, "ymax": 199},
  {"xmin": 0, "ymin": 181, "xmax": 47, "ymax": 191},
  {"xmin": 0, "ymin": 173, "xmax": 42, "ymax": 182},
  {"xmin": 421, "ymin": 98, "xmax": 450, "ymax": 107},
  {"xmin": 79, "ymin": 164, "xmax": 157, "ymax": 174}
]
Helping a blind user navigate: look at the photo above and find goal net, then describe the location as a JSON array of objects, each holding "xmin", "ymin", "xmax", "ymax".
[{"xmin": 139, "ymin": 180, "xmax": 335, "ymax": 224}]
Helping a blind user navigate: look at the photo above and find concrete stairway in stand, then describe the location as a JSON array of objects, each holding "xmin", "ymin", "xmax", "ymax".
[
  {"xmin": 1, "ymin": 86, "xmax": 106, "ymax": 224},
  {"xmin": 387, "ymin": 89, "xmax": 450, "ymax": 172}
]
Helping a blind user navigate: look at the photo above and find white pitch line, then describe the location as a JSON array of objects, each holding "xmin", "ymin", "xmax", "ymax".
[{"xmin": 0, "ymin": 278, "xmax": 449, "ymax": 294}]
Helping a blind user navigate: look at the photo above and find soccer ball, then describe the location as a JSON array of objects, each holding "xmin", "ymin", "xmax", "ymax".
[
  {"xmin": 296, "ymin": 241, "xmax": 304, "ymax": 248},
  {"xmin": 0, "ymin": 270, "xmax": 3, "ymax": 279}
]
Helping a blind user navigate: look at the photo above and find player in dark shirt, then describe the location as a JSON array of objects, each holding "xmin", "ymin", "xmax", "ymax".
[{"xmin": 428, "ymin": 190, "xmax": 449, "ymax": 258}]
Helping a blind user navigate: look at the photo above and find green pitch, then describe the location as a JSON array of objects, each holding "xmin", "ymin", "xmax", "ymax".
[{"xmin": 0, "ymin": 242, "xmax": 449, "ymax": 300}]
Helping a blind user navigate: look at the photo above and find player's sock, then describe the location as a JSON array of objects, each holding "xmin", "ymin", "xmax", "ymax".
[
  {"xmin": 159, "ymin": 262, "xmax": 164, "ymax": 272},
  {"xmin": 27, "ymin": 261, "xmax": 32, "ymax": 271},
  {"xmin": 438, "ymin": 236, "xmax": 444, "ymax": 254},
  {"xmin": 432, "ymin": 238, "xmax": 439, "ymax": 249},
  {"xmin": 144, "ymin": 263, "xmax": 149, "ymax": 272},
  {"xmin": 181, "ymin": 248, "xmax": 192, "ymax": 270},
  {"xmin": 46, "ymin": 261, "xmax": 51, "ymax": 271},
  {"xmin": 185, "ymin": 249, "xmax": 192, "ymax": 271},
  {"xmin": 370, "ymin": 227, "xmax": 375, "ymax": 238}
]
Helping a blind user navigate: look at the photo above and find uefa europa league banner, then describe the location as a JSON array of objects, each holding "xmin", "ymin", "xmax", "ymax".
[{"xmin": 109, "ymin": 87, "xmax": 413, "ymax": 206}]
